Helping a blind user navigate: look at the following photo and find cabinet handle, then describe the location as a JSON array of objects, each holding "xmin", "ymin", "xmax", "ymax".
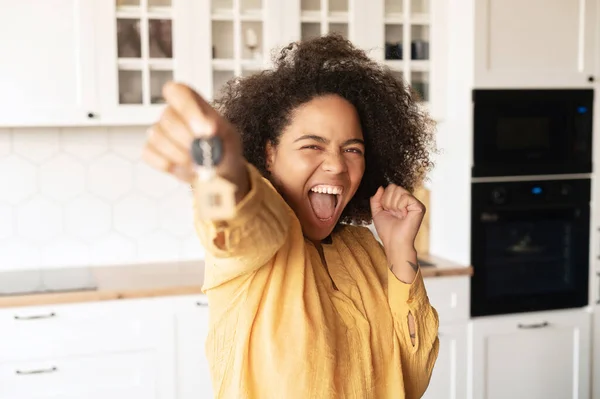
[
  {"xmin": 518, "ymin": 321, "xmax": 549, "ymax": 329},
  {"xmin": 597, "ymin": 272, "xmax": 600, "ymax": 305},
  {"xmin": 16, "ymin": 366, "xmax": 58, "ymax": 375},
  {"xmin": 196, "ymin": 301, "xmax": 208, "ymax": 307},
  {"xmin": 14, "ymin": 312, "xmax": 56, "ymax": 320},
  {"xmin": 589, "ymin": 76, "xmax": 595, "ymax": 82}
]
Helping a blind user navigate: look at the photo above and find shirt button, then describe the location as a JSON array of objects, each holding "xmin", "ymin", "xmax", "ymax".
[{"xmin": 407, "ymin": 298, "xmax": 413, "ymax": 304}]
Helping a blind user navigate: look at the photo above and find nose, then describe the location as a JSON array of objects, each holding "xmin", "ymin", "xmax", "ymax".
[{"xmin": 322, "ymin": 150, "xmax": 348, "ymax": 174}]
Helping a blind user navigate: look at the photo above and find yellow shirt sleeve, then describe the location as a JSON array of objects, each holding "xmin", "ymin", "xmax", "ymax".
[
  {"xmin": 388, "ymin": 268, "xmax": 440, "ymax": 399},
  {"xmin": 193, "ymin": 162, "xmax": 291, "ymax": 291}
]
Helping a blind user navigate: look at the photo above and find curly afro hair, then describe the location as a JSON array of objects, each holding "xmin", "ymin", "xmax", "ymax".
[{"xmin": 212, "ymin": 33, "xmax": 436, "ymax": 225}]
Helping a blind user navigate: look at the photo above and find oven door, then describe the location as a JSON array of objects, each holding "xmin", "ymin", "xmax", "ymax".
[
  {"xmin": 470, "ymin": 204, "xmax": 589, "ymax": 317},
  {"xmin": 472, "ymin": 89, "xmax": 593, "ymax": 177}
]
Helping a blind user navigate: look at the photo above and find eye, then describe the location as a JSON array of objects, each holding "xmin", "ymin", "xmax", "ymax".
[
  {"xmin": 301, "ymin": 145, "xmax": 322, "ymax": 150},
  {"xmin": 345, "ymin": 148, "xmax": 364, "ymax": 155}
]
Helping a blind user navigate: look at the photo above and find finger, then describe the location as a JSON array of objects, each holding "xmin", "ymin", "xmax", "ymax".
[
  {"xmin": 147, "ymin": 124, "xmax": 190, "ymax": 165},
  {"xmin": 370, "ymin": 186, "xmax": 385, "ymax": 215},
  {"xmin": 159, "ymin": 106, "xmax": 195, "ymax": 150},
  {"xmin": 162, "ymin": 82, "xmax": 219, "ymax": 137},
  {"xmin": 380, "ymin": 184, "xmax": 397, "ymax": 210},
  {"xmin": 142, "ymin": 143, "xmax": 171, "ymax": 172},
  {"xmin": 170, "ymin": 164, "xmax": 197, "ymax": 184}
]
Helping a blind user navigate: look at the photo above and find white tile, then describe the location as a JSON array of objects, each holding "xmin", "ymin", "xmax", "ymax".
[
  {"xmin": 41, "ymin": 237, "xmax": 90, "ymax": 268},
  {"xmin": 0, "ymin": 238, "xmax": 42, "ymax": 270},
  {"xmin": 0, "ymin": 155, "xmax": 37, "ymax": 205},
  {"xmin": 0, "ymin": 203, "xmax": 14, "ymax": 240},
  {"xmin": 137, "ymin": 231, "xmax": 181, "ymax": 262},
  {"xmin": 0, "ymin": 129, "xmax": 11, "ymax": 157},
  {"xmin": 13, "ymin": 128, "xmax": 60, "ymax": 163},
  {"xmin": 114, "ymin": 194, "xmax": 158, "ymax": 238},
  {"xmin": 88, "ymin": 153, "xmax": 133, "ymax": 201},
  {"xmin": 90, "ymin": 233, "xmax": 136, "ymax": 265},
  {"xmin": 108, "ymin": 127, "xmax": 146, "ymax": 161},
  {"xmin": 65, "ymin": 194, "xmax": 112, "ymax": 240},
  {"xmin": 61, "ymin": 127, "xmax": 109, "ymax": 161},
  {"xmin": 17, "ymin": 197, "xmax": 63, "ymax": 243},
  {"xmin": 181, "ymin": 234, "xmax": 205, "ymax": 260},
  {"xmin": 134, "ymin": 160, "xmax": 179, "ymax": 199},
  {"xmin": 40, "ymin": 154, "xmax": 86, "ymax": 202},
  {"xmin": 159, "ymin": 187, "xmax": 195, "ymax": 237}
]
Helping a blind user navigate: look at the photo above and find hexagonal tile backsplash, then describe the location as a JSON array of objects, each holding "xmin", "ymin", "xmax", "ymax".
[{"xmin": 0, "ymin": 127, "xmax": 205, "ymax": 271}]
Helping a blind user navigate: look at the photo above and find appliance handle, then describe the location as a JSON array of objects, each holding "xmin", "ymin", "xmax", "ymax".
[{"xmin": 518, "ymin": 321, "xmax": 549, "ymax": 329}]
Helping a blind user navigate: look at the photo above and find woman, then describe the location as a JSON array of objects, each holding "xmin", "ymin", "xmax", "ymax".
[{"xmin": 143, "ymin": 34, "xmax": 439, "ymax": 399}]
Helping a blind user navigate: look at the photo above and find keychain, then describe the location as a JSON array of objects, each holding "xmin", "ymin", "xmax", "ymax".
[{"xmin": 190, "ymin": 136, "xmax": 237, "ymax": 220}]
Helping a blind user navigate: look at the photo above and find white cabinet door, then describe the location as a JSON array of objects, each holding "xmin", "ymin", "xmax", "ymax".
[
  {"xmin": 0, "ymin": 0, "xmax": 97, "ymax": 127},
  {"xmin": 175, "ymin": 296, "xmax": 213, "ymax": 399},
  {"xmin": 470, "ymin": 309, "xmax": 591, "ymax": 399},
  {"xmin": 593, "ymin": 303, "xmax": 600, "ymax": 398},
  {"xmin": 474, "ymin": 0, "xmax": 597, "ymax": 88},
  {"xmin": 0, "ymin": 351, "xmax": 157, "ymax": 399},
  {"xmin": 422, "ymin": 323, "xmax": 467, "ymax": 399},
  {"xmin": 94, "ymin": 0, "xmax": 199, "ymax": 125}
]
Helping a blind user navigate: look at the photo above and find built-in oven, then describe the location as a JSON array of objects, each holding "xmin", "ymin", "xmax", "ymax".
[
  {"xmin": 472, "ymin": 89, "xmax": 593, "ymax": 178},
  {"xmin": 470, "ymin": 178, "xmax": 590, "ymax": 317}
]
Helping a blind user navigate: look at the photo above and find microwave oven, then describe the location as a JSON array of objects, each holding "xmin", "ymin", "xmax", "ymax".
[{"xmin": 472, "ymin": 89, "xmax": 593, "ymax": 178}]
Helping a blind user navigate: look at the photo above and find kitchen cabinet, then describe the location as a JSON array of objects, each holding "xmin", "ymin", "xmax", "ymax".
[
  {"xmin": 174, "ymin": 295, "xmax": 213, "ymax": 399},
  {"xmin": 594, "ymin": 304, "xmax": 600, "ymax": 399},
  {"xmin": 469, "ymin": 308, "xmax": 591, "ymax": 399},
  {"xmin": 473, "ymin": 0, "xmax": 597, "ymax": 88},
  {"xmin": 0, "ymin": 298, "xmax": 176, "ymax": 399},
  {"xmin": 0, "ymin": 0, "xmax": 97, "ymax": 127},
  {"xmin": 422, "ymin": 323, "xmax": 468, "ymax": 399},
  {"xmin": 0, "ymin": 0, "xmax": 201, "ymax": 127},
  {"xmin": 422, "ymin": 276, "xmax": 469, "ymax": 398},
  {"xmin": 94, "ymin": 0, "xmax": 199, "ymax": 125}
]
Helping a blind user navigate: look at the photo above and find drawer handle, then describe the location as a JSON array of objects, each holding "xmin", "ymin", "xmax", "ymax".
[
  {"xmin": 16, "ymin": 366, "xmax": 58, "ymax": 375},
  {"xmin": 196, "ymin": 301, "xmax": 208, "ymax": 307},
  {"xmin": 597, "ymin": 272, "xmax": 600, "ymax": 305},
  {"xmin": 14, "ymin": 312, "xmax": 56, "ymax": 320},
  {"xmin": 518, "ymin": 321, "xmax": 549, "ymax": 329}
]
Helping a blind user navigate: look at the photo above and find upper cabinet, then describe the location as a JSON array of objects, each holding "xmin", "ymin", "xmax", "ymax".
[
  {"xmin": 0, "ymin": 0, "xmax": 97, "ymax": 127},
  {"xmin": 202, "ymin": 0, "xmax": 281, "ymax": 101},
  {"xmin": 95, "ymin": 0, "xmax": 198, "ymax": 125},
  {"xmin": 0, "ymin": 0, "xmax": 446, "ymax": 127},
  {"xmin": 474, "ymin": 0, "xmax": 597, "ymax": 88}
]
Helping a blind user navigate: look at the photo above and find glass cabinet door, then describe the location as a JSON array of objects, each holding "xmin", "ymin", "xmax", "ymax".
[{"xmin": 96, "ymin": 0, "xmax": 196, "ymax": 124}]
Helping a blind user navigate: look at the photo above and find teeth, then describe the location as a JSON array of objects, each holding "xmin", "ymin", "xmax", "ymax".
[{"xmin": 310, "ymin": 185, "xmax": 343, "ymax": 195}]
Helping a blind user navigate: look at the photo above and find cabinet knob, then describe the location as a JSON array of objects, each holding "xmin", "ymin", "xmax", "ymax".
[
  {"xmin": 588, "ymin": 76, "xmax": 595, "ymax": 82},
  {"xmin": 87, "ymin": 112, "xmax": 96, "ymax": 118}
]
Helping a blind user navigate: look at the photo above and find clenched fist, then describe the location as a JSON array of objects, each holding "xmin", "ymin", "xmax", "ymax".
[
  {"xmin": 142, "ymin": 82, "xmax": 249, "ymax": 201},
  {"xmin": 369, "ymin": 184, "xmax": 426, "ymax": 253}
]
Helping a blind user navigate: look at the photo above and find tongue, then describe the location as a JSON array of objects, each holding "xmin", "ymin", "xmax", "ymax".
[{"xmin": 309, "ymin": 192, "xmax": 336, "ymax": 220}]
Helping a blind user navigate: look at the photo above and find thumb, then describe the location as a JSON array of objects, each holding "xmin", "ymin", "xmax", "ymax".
[{"xmin": 370, "ymin": 186, "xmax": 385, "ymax": 216}]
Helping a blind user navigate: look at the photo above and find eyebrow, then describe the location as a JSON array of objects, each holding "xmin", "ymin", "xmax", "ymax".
[{"xmin": 294, "ymin": 134, "xmax": 365, "ymax": 146}]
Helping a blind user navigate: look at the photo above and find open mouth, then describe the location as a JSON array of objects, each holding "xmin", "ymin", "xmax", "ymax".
[{"xmin": 308, "ymin": 185, "xmax": 343, "ymax": 221}]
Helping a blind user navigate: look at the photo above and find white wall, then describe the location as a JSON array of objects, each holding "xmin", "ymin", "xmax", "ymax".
[{"xmin": 0, "ymin": 127, "xmax": 205, "ymax": 271}]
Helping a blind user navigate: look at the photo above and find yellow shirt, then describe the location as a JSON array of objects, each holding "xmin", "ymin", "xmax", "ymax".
[{"xmin": 195, "ymin": 163, "xmax": 440, "ymax": 399}]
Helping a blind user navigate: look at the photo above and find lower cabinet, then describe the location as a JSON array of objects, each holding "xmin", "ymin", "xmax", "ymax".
[
  {"xmin": 593, "ymin": 304, "xmax": 600, "ymax": 399},
  {"xmin": 174, "ymin": 295, "xmax": 213, "ymax": 399},
  {"xmin": 422, "ymin": 323, "xmax": 468, "ymax": 399},
  {"xmin": 469, "ymin": 308, "xmax": 592, "ymax": 399},
  {"xmin": 0, "ymin": 298, "xmax": 176, "ymax": 399}
]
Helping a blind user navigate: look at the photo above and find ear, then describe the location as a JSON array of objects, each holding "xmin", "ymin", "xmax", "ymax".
[{"xmin": 265, "ymin": 140, "xmax": 276, "ymax": 172}]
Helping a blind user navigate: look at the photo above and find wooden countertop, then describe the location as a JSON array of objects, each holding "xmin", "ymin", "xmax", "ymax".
[{"xmin": 0, "ymin": 254, "xmax": 471, "ymax": 309}]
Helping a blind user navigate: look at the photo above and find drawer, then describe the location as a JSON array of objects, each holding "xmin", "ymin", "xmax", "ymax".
[
  {"xmin": 424, "ymin": 276, "xmax": 470, "ymax": 323},
  {"xmin": 0, "ymin": 299, "xmax": 170, "ymax": 362},
  {"xmin": 0, "ymin": 351, "xmax": 156, "ymax": 399}
]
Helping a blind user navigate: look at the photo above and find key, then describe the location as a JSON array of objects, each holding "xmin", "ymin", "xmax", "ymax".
[{"xmin": 191, "ymin": 136, "xmax": 237, "ymax": 220}]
